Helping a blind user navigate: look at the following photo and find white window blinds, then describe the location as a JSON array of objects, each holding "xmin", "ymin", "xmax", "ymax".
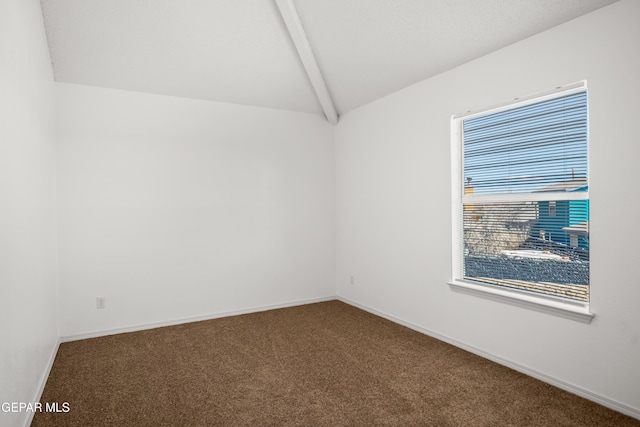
[
  {"xmin": 463, "ymin": 91, "xmax": 588, "ymax": 195},
  {"xmin": 456, "ymin": 86, "xmax": 589, "ymax": 303}
]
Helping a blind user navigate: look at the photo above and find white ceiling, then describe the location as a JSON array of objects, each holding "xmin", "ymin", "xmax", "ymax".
[{"xmin": 40, "ymin": 0, "xmax": 617, "ymax": 120}]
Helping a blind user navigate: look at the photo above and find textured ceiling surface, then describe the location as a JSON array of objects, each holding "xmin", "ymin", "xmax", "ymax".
[
  {"xmin": 41, "ymin": 0, "xmax": 323, "ymax": 114},
  {"xmin": 294, "ymin": 0, "xmax": 617, "ymax": 114},
  {"xmin": 41, "ymin": 0, "xmax": 618, "ymax": 118}
]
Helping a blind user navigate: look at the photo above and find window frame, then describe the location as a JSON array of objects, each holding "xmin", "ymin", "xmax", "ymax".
[{"xmin": 449, "ymin": 82, "xmax": 594, "ymax": 323}]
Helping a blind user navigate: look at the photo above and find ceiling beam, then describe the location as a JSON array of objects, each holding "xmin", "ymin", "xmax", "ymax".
[{"xmin": 275, "ymin": 0, "xmax": 338, "ymax": 125}]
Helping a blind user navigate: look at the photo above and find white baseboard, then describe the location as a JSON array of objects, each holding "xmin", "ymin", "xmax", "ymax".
[
  {"xmin": 336, "ymin": 296, "xmax": 640, "ymax": 421},
  {"xmin": 60, "ymin": 295, "xmax": 336, "ymax": 343},
  {"xmin": 23, "ymin": 337, "xmax": 61, "ymax": 427}
]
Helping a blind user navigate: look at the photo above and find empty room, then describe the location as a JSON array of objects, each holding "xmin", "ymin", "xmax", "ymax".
[{"xmin": 2, "ymin": 0, "xmax": 640, "ymax": 426}]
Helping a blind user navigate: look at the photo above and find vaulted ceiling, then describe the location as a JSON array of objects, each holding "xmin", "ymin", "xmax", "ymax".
[{"xmin": 40, "ymin": 0, "xmax": 617, "ymax": 123}]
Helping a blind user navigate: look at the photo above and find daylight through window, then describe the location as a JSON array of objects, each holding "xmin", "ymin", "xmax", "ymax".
[{"xmin": 452, "ymin": 84, "xmax": 589, "ymax": 304}]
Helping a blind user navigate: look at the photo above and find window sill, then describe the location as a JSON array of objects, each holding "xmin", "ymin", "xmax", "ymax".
[{"xmin": 448, "ymin": 280, "xmax": 595, "ymax": 323}]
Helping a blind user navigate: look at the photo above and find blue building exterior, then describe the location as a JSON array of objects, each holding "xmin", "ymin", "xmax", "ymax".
[{"xmin": 532, "ymin": 180, "xmax": 589, "ymax": 250}]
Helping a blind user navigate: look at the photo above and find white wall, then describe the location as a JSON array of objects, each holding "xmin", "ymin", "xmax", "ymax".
[
  {"xmin": 55, "ymin": 84, "xmax": 335, "ymax": 338},
  {"xmin": 336, "ymin": 0, "xmax": 640, "ymax": 417},
  {"xmin": 0, "ymin": 1, "xmax": 59, "ymax": 427}
]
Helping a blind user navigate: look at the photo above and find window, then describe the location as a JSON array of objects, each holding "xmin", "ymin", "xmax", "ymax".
[{"xmin": 450, "ymin": 83, "xmax": 592, "ymax": 322}]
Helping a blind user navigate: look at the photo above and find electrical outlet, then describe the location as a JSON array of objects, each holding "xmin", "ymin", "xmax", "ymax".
[
  {"xmin": 350, "ymin": 276, "xmax": 355, "ymax": 285},
  {"xmin": 96, "ymin": 296, "xmax": 106, "ymax": 309}
]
